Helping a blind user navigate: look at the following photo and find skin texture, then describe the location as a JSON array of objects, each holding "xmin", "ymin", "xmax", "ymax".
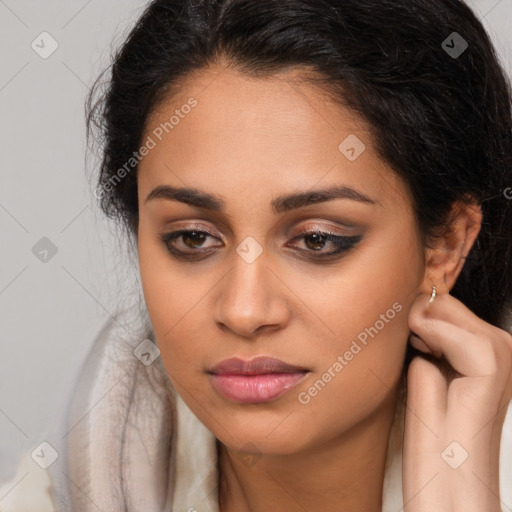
[{"xmin": 136, "ymin": 63, "xmax": 512, "ymax": 511}]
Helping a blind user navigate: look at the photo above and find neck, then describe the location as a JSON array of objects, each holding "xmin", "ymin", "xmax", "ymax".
[{"xmin": 217, "ymin": 395, "xmax": 400, "ymax": 512}]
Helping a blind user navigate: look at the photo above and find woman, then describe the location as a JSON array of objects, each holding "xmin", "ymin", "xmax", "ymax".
[{"xmin": 2, "ymin": 0, "xmax": 512, "ymax": 510}]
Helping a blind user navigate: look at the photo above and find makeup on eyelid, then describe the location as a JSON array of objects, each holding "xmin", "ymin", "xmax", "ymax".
[{"xmin": 158, "ymin": 226, "xmax": 363, "ymax": 260}]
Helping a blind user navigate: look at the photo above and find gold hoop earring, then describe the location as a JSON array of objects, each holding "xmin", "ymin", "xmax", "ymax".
[{"xmin": 428, "ymin": 285, "xmax": 437, "ymax": 304}]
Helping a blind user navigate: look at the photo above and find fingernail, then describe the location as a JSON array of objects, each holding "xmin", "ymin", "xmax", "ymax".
[{"xmin": 409, "ymin": 333, "xmax": 433, "ymax": 354}]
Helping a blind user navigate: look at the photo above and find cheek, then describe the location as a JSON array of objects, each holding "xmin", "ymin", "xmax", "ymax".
[
  {"xmin": 297, "ymin": 230, "xmax": 422, "ymax": 408},
  {"xmin": 293, "ymin": 286, "xmax": 413, "ymax": 439},
  {"xmin": 303, "ymin": 226, "xmax": 422, "ymax": 351},
  {"xmin": 137, "ymin": 226, "xmax": 216, "ymax": 382},
  {"xmin": 300, "ymin": 293, "xmax": 410, "ymax": 406},
  {"xmin": 138, "ymin": 217, "xmax": 193, "ymax": 325}
]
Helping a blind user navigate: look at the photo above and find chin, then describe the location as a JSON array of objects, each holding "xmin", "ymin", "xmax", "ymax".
[{"xmin": 201, "ymin": 407, "xmax": 316, "ymax": 456}]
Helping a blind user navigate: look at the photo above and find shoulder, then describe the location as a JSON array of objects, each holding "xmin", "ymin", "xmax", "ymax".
[{"xmin": 0, "ymin": 451, "xmax": 56, "ymax": 512}]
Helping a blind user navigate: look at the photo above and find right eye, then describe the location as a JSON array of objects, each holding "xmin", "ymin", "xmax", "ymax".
[{"xmin": 159, "ymin": 229, "xmax": 223, "ymax": 257}]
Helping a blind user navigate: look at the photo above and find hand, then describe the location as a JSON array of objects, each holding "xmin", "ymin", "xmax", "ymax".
[{"xmin": 402, "ymin": 288, "xmax": 512, "ymax": 512}]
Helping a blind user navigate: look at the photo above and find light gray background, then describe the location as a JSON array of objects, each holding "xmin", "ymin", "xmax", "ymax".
[{"xmin": 1, "ymin": 0, "xmax": 511, "ymax": 484}]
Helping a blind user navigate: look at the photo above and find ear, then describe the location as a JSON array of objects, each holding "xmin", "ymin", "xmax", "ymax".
[{"xmin": 422, "ymin": 200, "xmax": 482, "ymax": 295}]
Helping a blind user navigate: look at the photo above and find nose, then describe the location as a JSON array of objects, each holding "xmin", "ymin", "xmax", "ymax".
[{"xmin": 214, "ymin": 253, "xmax": 290, "ymax": 339}]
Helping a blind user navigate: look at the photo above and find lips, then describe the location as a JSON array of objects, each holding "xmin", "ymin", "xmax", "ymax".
[
  {"xmin": 210, "ymin": 356, "xmax": 309, "ymax": 375},
  {"xmin": 208, "ymin": 356, "xmax": 310, "ymax": 403}
]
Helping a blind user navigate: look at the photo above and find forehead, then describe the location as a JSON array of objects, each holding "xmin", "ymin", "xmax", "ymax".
[
  {"xmin": 139, "ymin": 64, "xmax": 410, "ymax": 210},
  {"xmin": 145, "ymin": 63, "xmax": 370, "ymax": 150}
]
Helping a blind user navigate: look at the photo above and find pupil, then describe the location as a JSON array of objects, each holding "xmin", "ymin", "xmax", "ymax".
[
  {"xmin": 305, "ymin": 233, "xmax": 326, "ymax": 251},
  {"xmin": 184, "ymin": 231, "xmax": 205, "ymax": 248}
]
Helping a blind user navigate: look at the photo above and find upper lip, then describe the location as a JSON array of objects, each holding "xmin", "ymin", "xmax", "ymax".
[{"xmin": 209, "ymin": 356, "xmax": 309, "ymax": 375}]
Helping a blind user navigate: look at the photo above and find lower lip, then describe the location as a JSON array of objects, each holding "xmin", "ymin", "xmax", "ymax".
[{"xmin": 210, "ymin": 372, "xmax": 308, "ymax": 403}]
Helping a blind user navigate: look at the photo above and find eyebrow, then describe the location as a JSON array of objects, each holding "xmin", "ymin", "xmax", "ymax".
[{"xmin": 144, "ymin": 184, "xmax": 378, "ymax": 213}]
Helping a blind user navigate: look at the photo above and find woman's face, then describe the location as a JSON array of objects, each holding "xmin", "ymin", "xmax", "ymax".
[{"xmin": 137, "ymin": 64, "xmax": 426, "ymax": 455}]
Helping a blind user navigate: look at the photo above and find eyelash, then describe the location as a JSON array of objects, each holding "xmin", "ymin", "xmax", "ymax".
[{"xmin": 159, "ymin": 226, "xmax": 362, "ymax": 261}]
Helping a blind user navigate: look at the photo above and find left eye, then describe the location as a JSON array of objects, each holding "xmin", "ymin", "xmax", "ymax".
[
  {"xmin": 159, "ymin": 229, "xmax": 362, "ymax": 259},
  {"xmin": 289, "ymin": 230, "xmax": 361, "ymax": 256}
]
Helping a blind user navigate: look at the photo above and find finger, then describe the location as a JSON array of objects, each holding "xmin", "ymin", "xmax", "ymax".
[
  {"xmin": 411, "ymin": 291, "xmax": 484, "ymax": 336},
  {"xmin": 409, "ymin": 333, "xmax": 440, "ymax": 357},
  {"xmin": 406, "ymin": 354, "xmax": 448, "ymax": 421},
  {"xmin": 408, "ymin": 317, "xmax": 497, "ymax": 378}
]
